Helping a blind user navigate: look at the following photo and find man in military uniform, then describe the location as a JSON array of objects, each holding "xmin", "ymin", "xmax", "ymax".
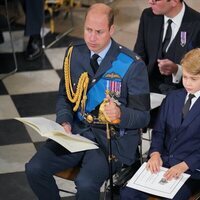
[{"xmin": 25, "ymin": 3, "xmax": 150, "ymax": 200}]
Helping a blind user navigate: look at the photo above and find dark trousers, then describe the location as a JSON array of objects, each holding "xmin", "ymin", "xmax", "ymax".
[
  {"xmin": 120, "ymin": 178, "xmax": 200, "ymax": 200},
  {"xmin": 25, "ymin": 139, "xmax": 121, "ymax": 200},
  {"xmin": 22, "ymin": 0, "xmax": 44, "ymax": 36}
]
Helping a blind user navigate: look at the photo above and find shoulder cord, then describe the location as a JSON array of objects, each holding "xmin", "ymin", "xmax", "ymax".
[{"xmin": 64, "ymin": 46, "xmax": 89, "ymax": 112}]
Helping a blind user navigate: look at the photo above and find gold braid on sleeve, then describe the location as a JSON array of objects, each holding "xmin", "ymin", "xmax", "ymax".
[{"xmin": 64, "ymin": 46, "xmax": 89, "ymax": 112}]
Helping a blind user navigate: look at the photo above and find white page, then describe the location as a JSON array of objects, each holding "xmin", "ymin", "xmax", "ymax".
[
  {"xmin": 16, "ymin": 117, "xmax": 65, "ymax": 135},
  {"xmin": 48, "ymin": 132, "xmax": 98, "ymax": 153},
  {"xmin": 15, "ymin": 117, "xmax": 99, "ymax": 152},
  {"xmin": 150, "ymin": 93, "xmax": 166, "ymax": 109},
  {"xmin": 127, "ymin": 162, "xmax": 190, "ymax": 199}
]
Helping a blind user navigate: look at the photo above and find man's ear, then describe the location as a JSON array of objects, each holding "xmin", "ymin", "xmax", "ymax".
[
  {"xmin": 109, "ymin": 25, "xmax": 115, "ymax": 36},
  {"xmin": 171, "ymin": 0, "xmax": 180, "ymax": 7}
]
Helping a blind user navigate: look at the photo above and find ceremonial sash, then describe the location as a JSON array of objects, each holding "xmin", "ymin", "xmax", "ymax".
[{"xmin": 86, "ymin": 53, "xmax": 134, "ymax": 112}]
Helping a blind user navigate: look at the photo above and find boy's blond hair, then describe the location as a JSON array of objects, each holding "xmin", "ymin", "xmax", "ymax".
[{"xmin": 181, "ymin": 48, "xmax": 200, "ymax": 75}]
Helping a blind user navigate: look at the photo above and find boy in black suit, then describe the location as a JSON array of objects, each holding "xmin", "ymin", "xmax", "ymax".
[{"xmin": 120, "ymin": 48, "xmax": 200, "ymax": 200}]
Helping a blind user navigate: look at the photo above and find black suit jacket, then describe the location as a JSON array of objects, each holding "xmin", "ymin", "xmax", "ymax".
[
  {"xmin": 149, "ymin": 89, "xmax": 200, "ymax": 179},
  {"xmin": 134, "ymin": 3, "xmax": 200, "ymax": 94}
]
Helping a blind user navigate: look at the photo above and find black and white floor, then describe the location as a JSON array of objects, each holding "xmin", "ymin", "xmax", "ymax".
[
  {"xmin": 0, "ymin": 28, "xmax": 83, "ymax": 199},
  {"xmin": 1, "ymin": 0, "xmax": 199, "ymax": 199}
]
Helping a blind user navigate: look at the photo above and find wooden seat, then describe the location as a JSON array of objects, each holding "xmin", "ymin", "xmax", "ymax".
[
  {"xmin": 43, "ymin": 0, "xmax": 80, "ymax": 48},
  {"xmin": 55, "ymin": 166, "xmax": 113, "ymax": 199},
  {"xmin": 55, "ymin": 166, "xmax": 80, "ymax": 181},
  {"xmin": 55, "ymin": 166, "xmax": 80, "ymax": 195},
  {"xmin": 189, "ymin": 191, "xmax": 200, "ymax": 200},
  {"xmin": 44, "ymin": 0, "xmax": 74, "ymax": 33}
]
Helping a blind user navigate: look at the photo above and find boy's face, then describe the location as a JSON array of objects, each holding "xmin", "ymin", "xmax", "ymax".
[{"xmin": 182, "ymin": 69, "xmax": 200, "ymax": 94}]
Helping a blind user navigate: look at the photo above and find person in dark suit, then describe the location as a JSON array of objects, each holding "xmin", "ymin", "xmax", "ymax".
[
  {"xmin": 120, "ymin": 48, "xmax": 200, "ymax": 200},
  {"xmin": 20, "ymin": 0, "xmax": 44, "ymax": 61},
  {"xmin": 25, "ymin": 3, "xmax": 150, "ymax": 200},
  {"xmin": 0, "ymin": 0, "xmax": 43, "ymax": 60},
  {"xmin": 134, "ymin": 0, "xmax": 200, "ymax": 94}
]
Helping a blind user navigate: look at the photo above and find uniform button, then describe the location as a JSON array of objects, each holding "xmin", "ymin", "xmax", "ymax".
[
  {"xmin": 119, "ymin": 46, "xmax": 122, "ymax": 49},
  {"xmin": 170, "ymin": 155, "xmax": 173, "ymax": 158},
  {"xmin": 92, "ymin": 79, "xmax": 96, "ymax": 83},
  {"xmin": 174, "ymin": 138, "xmax": 177, "ymax": 142}
]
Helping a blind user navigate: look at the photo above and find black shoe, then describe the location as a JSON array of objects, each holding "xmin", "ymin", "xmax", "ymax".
[{"xmin": 25, "ymin": 36, "xmax": 42, "ymax": 61}]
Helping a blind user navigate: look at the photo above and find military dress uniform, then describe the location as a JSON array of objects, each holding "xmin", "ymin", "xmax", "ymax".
[{"xmin": 25, "ymin": 39, "xmax": 150, "ymax": 200}]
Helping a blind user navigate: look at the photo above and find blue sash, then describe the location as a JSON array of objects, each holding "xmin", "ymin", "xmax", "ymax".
[{"xmin": 86, "ymin": 53, "xmax": 134, "ymax": 112}]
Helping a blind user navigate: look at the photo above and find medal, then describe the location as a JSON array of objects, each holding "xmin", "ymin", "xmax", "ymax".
[{"xmin": 180, "ymin": 31, "xmax": 187, "ymax": 47}]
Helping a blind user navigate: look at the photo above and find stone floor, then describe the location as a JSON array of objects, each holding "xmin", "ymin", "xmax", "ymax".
[{"xmin": 0, "ymin": 0, "xmax": 199, "ymax": 199}]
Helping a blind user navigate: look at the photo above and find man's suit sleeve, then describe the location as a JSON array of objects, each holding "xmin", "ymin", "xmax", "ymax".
[
  {"xmin": 148, "ymin": 98, "xmax": 167, "ymax": 155},
  {"xmin": 56, "ymin": 48, "xmax": 74, "ymax": 125},
  {"xmin": 134, "ymin": 10, "xmax": 147, "ymax": 63},
  {"xmin": 56, "ymin": 76, "xmax": 74, "ymax": 125}
]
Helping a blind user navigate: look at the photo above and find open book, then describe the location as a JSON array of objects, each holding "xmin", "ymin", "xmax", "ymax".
[
  {"xmin": 126, "ymin": 162, "xmax": 190, "ymax": 199},
  {"xmin": 15, "ymin": 117, "xmax": 98, "ymax": 153}
]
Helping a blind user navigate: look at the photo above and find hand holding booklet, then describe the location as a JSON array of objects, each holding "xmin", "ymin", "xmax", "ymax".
[
  {"xmin": 126, "ymin": 162, "xmax": 190, "ymax": 199},
  {"xmin": 15, "ymin": 117, "xmax": 98, "ymax": 153}
]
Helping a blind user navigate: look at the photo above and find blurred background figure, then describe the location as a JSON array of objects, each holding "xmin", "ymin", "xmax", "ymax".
[{"xmin": 20, "ymin": 0, "xmax": 44, "ymax": 61}]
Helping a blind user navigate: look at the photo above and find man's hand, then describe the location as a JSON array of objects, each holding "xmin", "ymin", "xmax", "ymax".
[
  {"xmin": 62, "ymin": 122, "xmax": 72, "ymax": 134},
  {"xmin": 104, "ymin": 95, "xmax": 121, "ymax": 123},
  {"xmin": 164, "ymin": 162, "xmax": 189, "ymax": 181},
  {"xmin": 157, "ymin": 59, "xmax": 178, "ymax": 76},
  {"xmin": 147, "ymin": 152, "xmax": 163, "ymax": 173}
]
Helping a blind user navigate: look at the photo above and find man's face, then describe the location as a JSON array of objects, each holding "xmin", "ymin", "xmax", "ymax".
[
  {"xmin": 84, "ymin": 11, "xmax": 114, "ymax": 54},
  {"xmin": 182, "ymin": 69, "xmax": 200, "ymax": 94},
  {"xmin": 148, "ymin": 0, "xmax": 174, "ymax": 16}
]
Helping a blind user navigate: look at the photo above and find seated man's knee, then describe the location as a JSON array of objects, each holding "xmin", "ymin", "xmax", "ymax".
[
  {"xmin": 25, "ymin": 159, "xmax": 45, "ymax": 180},
  {"xmin": 75, "ymin": 174, "xmax": 101, "ymax": 193}
]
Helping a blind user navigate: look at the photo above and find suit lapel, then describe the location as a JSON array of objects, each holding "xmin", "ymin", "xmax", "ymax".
[
  {"xmin": 167, "ymin": 5, "xmax": 194, "ymax": 61},
  {"xmin": 173, "ymin": 91, "xmax": 186, "ymax": 128},
  {"xmin": 149, "ymin": 15, "xmax": 164, "ymax": 59},
  {"xmin": 181, "ymin": 96, "xmax": 200, "ymax": 127},
  {"xmin": 80, "ymin": 47, "xmax": 94, "ymax": 77}
]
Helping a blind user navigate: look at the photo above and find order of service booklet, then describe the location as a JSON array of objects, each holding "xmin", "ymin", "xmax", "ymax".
[
  {"xmin": 126, "ymin": 162, "xmax": 190, "ymax": 199},
  {"xmin": 15, "ymin": 117, "xmax": 98, "ymax": 153}
]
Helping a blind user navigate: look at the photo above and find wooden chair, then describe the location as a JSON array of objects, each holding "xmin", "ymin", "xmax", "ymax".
[
  {"xmin": 55, "ymin": 166, "xmax": 80, "ymax": 195},
  {"xmin": 55, "ymin": 166, "xmax": 119, "ymax": 199},
  {"xmin": 190, "ymin": 191, "xmax": 200, "ymax": 200},
  {"xmin": 44, "ymin": 0, "xmax": 75, "ymax": 33},
  {"xmin": 43, "ymin": 0, "xmax": 81, "ymax": 48}
]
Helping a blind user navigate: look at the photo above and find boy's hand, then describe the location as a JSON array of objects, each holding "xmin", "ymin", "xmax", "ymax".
[
  {"xmin": 147, "ymin": 152, "xmax": 163, "ymax": 173},
  {"xmin": 164, "ymin": 162, "xmax": 189, "ymax": 180}
]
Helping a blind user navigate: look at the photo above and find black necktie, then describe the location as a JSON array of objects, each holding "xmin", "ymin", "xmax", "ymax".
[
  {"xmin": 182, "ymin": 94, "xmax": 195, "ymax": 119},
  {"xmin": 162, "ymin": 19, "xmax": 173, "ymax": 56},
  {"xmin": 90, "ymin": 54, "xmax": 99, "ymax": 74}
]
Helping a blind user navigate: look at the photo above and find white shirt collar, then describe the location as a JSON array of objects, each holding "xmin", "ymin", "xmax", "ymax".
[
  {"xmin": 193, "ymin": 90, "xmax": 200, "ymax": 99},
  {"xmin": 90, "ymin": 39, "xmax": 112, "ymax": 62}
]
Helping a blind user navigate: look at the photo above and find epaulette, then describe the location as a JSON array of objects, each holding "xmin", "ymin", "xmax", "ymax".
[
  {"xmin": 118, "ymin": 45, "xmax": 142, "ymax": 62},
  {"xmin": 67, "ymin": 39, "xmax": 85, "ymax": 48}
]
